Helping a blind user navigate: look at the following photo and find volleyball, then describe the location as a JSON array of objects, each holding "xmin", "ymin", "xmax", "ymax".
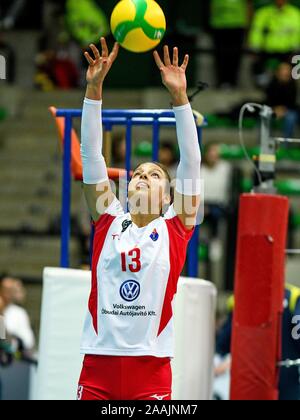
[{"xmin": 110, "ymin": 0, "xmax": 166, "ymax": 53}]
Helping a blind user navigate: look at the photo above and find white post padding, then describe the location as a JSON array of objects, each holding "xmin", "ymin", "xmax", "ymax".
[
  {"xmin": 172, "ymin": 278, "xmax": 217, "ymax": 400},
  {"xmin": 35, "ymin": 268, "xmax": 90, "ymax": 400},
  {"xmin": 34, "ymin": 268, "xmax": 216, "ymax": 400}
]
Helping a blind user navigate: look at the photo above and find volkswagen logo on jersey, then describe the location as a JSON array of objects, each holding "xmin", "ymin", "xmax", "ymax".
[
  {"xmin": 150, "ymin": 228, "xmax": 159, "ymax": 242},
  {"xmin": 120, "ymin": 280, "xmax": 140, "ymax": 302}
]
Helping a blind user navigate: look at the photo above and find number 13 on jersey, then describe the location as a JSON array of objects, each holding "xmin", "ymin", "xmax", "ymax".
[{"xmin": 121, "ymin": 248, "xmax": 141, "ymax": 273}]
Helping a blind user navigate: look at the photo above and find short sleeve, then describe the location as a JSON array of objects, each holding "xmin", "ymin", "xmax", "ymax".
[
  {"xmin": 164, "ymin": 204, "xmax": 195, "ymax": 241},
  {"xmin": 94, "ymin": 198, "xmax": 124, "ymax": 229},
  {"xmin": 104, "ymin": 197, "xmax": 124, "ymax": 217}
]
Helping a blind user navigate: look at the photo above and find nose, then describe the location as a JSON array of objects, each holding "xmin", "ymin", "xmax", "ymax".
[{"xmin": 139, "ymin": 172, "xmax": 148, "ymax": 180}]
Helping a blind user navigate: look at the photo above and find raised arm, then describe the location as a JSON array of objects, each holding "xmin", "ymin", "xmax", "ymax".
[
  {"xmin": 81, "ymin": 38, "xmax": 119, "ymax": 222},
  {"xmin": 153, "ymin": 46, "xmax": 201, "ymax": 229}
]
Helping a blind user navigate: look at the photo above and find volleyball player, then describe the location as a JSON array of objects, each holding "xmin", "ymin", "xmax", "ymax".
[{"xmin": 77, "ymin": 38, "xmax": 201, "ymax": 400}]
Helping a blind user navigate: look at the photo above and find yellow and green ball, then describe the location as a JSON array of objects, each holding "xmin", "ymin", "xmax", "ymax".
[{"xmin": 110, "ymin": 0, "xmax": 166, "ymax": 53}]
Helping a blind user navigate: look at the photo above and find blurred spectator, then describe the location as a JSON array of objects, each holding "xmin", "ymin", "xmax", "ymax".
[
  {"xmin": 159, "ymin": 141, "xmax": 178, "ymax": 180},
  {"xmin": 0, "ymin": 277, "xmax": 35, "ymax": 352},
  {"xmin": 0, "ymin": 0, "xmax": 26, "ymax": 30},
  {"xmin": 215, "ymin": 284, "xmax": 300, "ymax": 400},
  {"xmin": 35, "ymin": 4, "xmax": 81, "ymax": 91},
  {"xmin": 112, "ymin": 133, "xmax": 126, "ymax": 168},
  {"xmin": 265, "ymin": 62, "xmax": 299, "ymax": 138},
  {"xmin": 209, "ymin": 0, "xmax": 252, "ymax": 88},
  {"xmin": 65, "ymin": 0, "xmax": 109, "ymax": 47},
  {"xmin": 11, "ymin": 278, "xmax": 26, "ymax": 306},
  {"xmin": 0, "ymin": 32, "xmax": 15, "ymax": 83},
  {"xmin": 0, "ymin": 0, "xmax": 43, "ymax": 30},
  {"xmin": 35, "ymin": 45, "xmax": 80, "ymax": 90},
  {"xmin": 202, "ymin": 143, "xmax": 232, "ymax": 238},
  {"xmin": 249, "ymin": 0, "xmax": 300, "ymax": 86}
]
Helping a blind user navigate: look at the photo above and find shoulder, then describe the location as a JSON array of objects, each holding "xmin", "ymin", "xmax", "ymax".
[
  {"xmin": 287, "ymin": 4, "xmax": 300, "ymax": 13},
  {"xmin": 164, "ymin": 205, "xmax": 195, "ymax": 241},
  {"xmin": 254, "ymin": 5, "xmax": 271, "ymax": 18},
  {"xmin": 94, "ymin": 198, "xmax": 125, "ymax": 230},
  {"xmin": 219, "ymin": 160, "xmax": 232, "ymax": 175},
  {"xmin": 4, "ymin": 304, "xmax": 28, "ymax": 320}
]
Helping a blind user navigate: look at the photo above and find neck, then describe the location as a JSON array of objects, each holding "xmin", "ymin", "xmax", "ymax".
[
  {"xmin": 130, "ymin": 213, "xmax": 160, "ymax": 228},
  {"xmin": 205, "ymin": 161, "xmax": 218, "ymax": 169}
]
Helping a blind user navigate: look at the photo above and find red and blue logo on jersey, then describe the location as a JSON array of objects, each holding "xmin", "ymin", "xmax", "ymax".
[{"xmin": 150, "ymin": 229, "xmax": 159, "ymax": 242}]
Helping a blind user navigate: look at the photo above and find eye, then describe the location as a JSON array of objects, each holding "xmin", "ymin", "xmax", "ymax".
[{"xmin": 151, "ymin": 172, "xmax": 160, "ymax": 179}]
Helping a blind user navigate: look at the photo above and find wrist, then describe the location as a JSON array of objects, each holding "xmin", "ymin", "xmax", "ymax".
[
  {"xmin": 86, "ymin": 82, "xmax": 103, "ymax": 100},
  {"xmin": 170, "ymin": 91, "xmax": 189, "ymax": 107}
]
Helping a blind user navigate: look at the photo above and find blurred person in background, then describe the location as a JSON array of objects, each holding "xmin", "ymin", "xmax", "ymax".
[
  {"xmin": 159, "ymin": 141, "xmax": 178, "ymax": 180},
  {"xmin": 265, "ymin": 62, "xmax": 299, "ymax": 139},
  {"xmin": 11, "ymin": 278, "xmax": 26, "ymax": 306},
  {"xmin": 249, "ymin": 0, "xmax": 300, "ymax": 87},
  {"xmin": 35, "ymin": 1, "xmax": 81, "ymax": 91},
  {"xmin": 202, "ymin": 143, "xmax": 232, "ymax": 238},
  {"xmin": 0, "ymin": 294, "xmax": 14, "ymax": 401},
  {"xmin": 35, "ymin": 35, "xmax": 80, "ymax": 91},
  {"xmin": 209, "ymin": 0, "xmax": 252, "ymax": 88},
  {"xmin": 0, "ymin": 31, "xmax": 16, "ymax": 83},
  {"xmin": 111, "ymin": 133, "xmax": 126, "ymax": 168},
  {"xmin": 0, "ymin": 276, "xmax": 35, "ymax": 353},
  {"xmin": 215, "ymin": 283, "xmax": 300, "ymax": 400},
  {"xmin": 0, "ymin": 0, "xmax": 26, "ymax": 30}
]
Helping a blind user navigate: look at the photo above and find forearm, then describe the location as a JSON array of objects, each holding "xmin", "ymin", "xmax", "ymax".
[
  {"xmin": 80, "ymin": 88, "xmax": 108, "ymax": 185},
  {"xmin": 174, "ymin": 102, "xmax": 201, "ymax": 196}
]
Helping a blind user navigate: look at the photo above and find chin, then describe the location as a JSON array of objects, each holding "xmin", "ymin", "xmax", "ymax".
[{"xmin": 134, "ymin": 188, "xmax": 150, "ymax": 197}]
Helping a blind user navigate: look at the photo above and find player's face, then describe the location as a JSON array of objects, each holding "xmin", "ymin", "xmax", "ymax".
[{"xmin": 128, "ymin": 163, "xmax": 171, "ymax": 215}]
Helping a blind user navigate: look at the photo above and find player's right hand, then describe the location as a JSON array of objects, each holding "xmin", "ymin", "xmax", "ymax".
[{"xmin": 84, "ymin": 37, "xmax": 119, "ymax": 86}]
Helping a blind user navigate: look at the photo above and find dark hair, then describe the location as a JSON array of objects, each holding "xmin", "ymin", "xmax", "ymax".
[
  {"xmin": 112, "ymin": 132, "xmax": 126, "ymax": 165},
  {"xmin": 160, "ymin": 141, "xmax": 178, "ymax": 165},
  {"xmin": 133, "ymin": 162, "xmax": 174, "ymax": 205},
  {"xmin": 0, "ymin": 273, "xmax": 9, "ymax": 290}
]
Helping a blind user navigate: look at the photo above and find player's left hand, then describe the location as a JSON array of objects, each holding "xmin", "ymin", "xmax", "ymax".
[{"xmin": 153, "ymin": 45, "xmax": 189, "ymax": 104}]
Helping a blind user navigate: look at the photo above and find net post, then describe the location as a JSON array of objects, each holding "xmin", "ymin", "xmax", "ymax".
[
  {"xmin": 152, "ymin": 117, "xmax": 160, "ymax": 162},
  {"xmin": 60, "ymin": 114, "xmax": 72, "ymax": 268}
]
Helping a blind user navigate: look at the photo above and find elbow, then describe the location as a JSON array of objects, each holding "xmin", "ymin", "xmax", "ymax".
[{"xmin": 189, "ymin": 154, "xmax": 202, "ymax": 169}]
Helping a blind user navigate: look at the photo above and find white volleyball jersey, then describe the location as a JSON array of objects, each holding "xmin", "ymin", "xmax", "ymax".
[{"xmin": 80, "ymin": 199, "xmax": 194, "ymax": 358}]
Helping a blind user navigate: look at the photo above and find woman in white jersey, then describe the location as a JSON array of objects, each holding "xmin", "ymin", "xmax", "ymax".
[{"xmin": 77, "ymin": 38, "xmax": 201, "ymax": 401}]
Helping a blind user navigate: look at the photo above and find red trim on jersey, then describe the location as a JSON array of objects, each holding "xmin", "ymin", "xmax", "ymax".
[
  {"xmin": 157, "ymin": 216, "xmax": 195, "ymax": 336},
  {"xmin": 89, "ymin": 213, "xmax": 116, "ymax": 334},
  {"xmin": 168, "ymin": 213, "xmax": 195, "ymax": 239}
]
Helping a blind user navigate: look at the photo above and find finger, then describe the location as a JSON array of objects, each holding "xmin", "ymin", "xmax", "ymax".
[
  {"xmin": 173, "ymin": 47, "xmax": 179, "ymax": 67},
  {"xmin": 90, "ymin": 44, "xmax": 100, "ymax": 61},
  {"xmin": 153, "ymin": 50, "xmax": 164, "ymax": 70},
  {"xmin": 100, "ymin": 37, "xmax": 109, "ymax": 58},
  {"xmin": 84, "ymin": 51, "xmax": 95, "ymax": 66},
  {"xmin": 181, "ymin": 54, "xmax": 189, "ymax": 71},
  {"xmin": 163, "ymin": 45, "xmax": 171, "ymax": 66},
  {"xmin": 109, "ymin": 42, "xmax": 119, "ymax": 62}
]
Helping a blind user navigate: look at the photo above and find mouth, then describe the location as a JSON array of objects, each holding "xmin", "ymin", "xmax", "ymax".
[{"xmin": 136, "ymin": 181, "xmax": 149, "ymax": 190}]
